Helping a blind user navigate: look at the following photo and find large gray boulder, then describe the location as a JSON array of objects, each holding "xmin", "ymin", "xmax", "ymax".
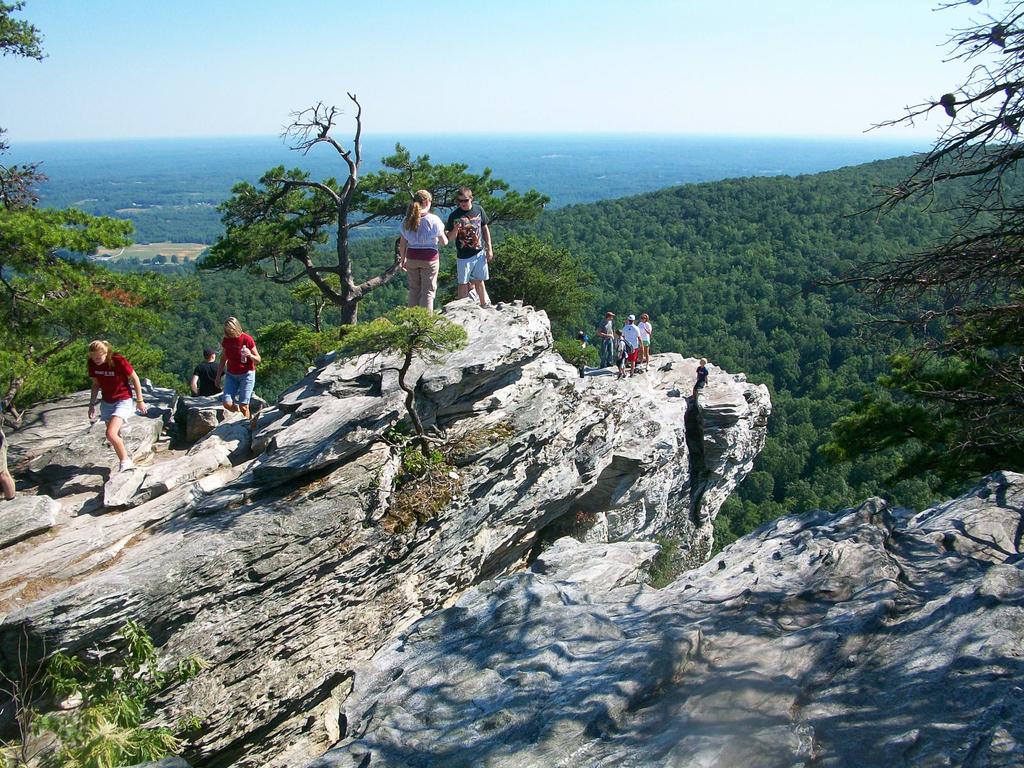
[
  {"xmin": 0, "ymin": 494, "xmax": 60, "ymax": 549},
  {"xmin": 312, "ymin": 471, "xmax": 1024, "ymax": 768},
  {"xmin": 175, "ymin": 394, "xmax": 267, "ymax": 443},
  {"xmin": 0, "ymin": 300, "xmax": 769, "ymax": 768}
]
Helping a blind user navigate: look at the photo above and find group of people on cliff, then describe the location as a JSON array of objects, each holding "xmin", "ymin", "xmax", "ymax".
[
  {"xmin": 0, "ymin": 316, "xmax": 264, "ymax": 497},
  {"xmin": 594, "ymin": 311, "xmax": 654, "ymax": 379},
  {"xmin": 586, "ymin": 310, "xmax": 708, "ymax": 391}
]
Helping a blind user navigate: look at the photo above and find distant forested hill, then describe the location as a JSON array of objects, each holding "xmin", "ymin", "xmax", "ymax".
[
  {"xmin": 148, "ymin": 154, "xmax": 969, "ymax": 547},
  {"xmin": 528, "ymin": 155, "xmax": 972, "ymax": 545}
]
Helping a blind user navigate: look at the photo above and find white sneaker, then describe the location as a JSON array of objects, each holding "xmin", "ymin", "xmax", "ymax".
[{"xmin": 119, "ymin": 458, "xmax": 134, "ymax": 472}]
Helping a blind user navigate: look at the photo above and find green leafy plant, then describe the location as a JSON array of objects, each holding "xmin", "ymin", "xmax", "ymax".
[
  {"xmin": 384, "ymin": 443, "xmax": 461, "ymax": 534},
  {"xmin": 554, "ymin": 338, "xmax": 598, "ymax": 374},
  {"xmin": 648, "ymin": 536, "xmax": 682, "ymax": 589},
  {"xmin": 21, "ymin": 620, "xmax": 204, "ymax": 768}
]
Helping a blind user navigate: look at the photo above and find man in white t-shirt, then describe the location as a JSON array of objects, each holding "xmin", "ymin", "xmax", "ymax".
[{"xmin": 621, "ymin": 315, "xmax": 642, "ymax": 377}]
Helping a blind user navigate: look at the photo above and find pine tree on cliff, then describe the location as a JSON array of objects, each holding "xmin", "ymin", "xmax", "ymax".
[{"xmin": 340, "ymin": 307, "xmax": 467, "ymax": 457}]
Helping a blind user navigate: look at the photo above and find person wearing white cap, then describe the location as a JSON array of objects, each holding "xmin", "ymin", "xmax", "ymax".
[{"xmin": 621, "ymin": 314, "xmax": 642, "ymax": 377}]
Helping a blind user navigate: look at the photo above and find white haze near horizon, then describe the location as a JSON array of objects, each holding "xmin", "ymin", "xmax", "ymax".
[{"xmin": 8, "ymin": 134, "xmax": 928, "ymax": 213}]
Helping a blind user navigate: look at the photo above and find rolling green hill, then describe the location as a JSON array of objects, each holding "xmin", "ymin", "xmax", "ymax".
[{"xmin": 528, "ymin": 155, "xmax": 969, "ymax": 545}]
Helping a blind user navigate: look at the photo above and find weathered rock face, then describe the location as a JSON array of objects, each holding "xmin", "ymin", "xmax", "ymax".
[
  {"xmin": 313, "ymin": 471, "xmax": 1024, "ymax": 768},
  {"xmin": 0, "ymin": 300, "xmax": 769, "ymax": 768},
  {"xmin": 0, "ymin": 494, "xmax": 59, "ymax": 549}
]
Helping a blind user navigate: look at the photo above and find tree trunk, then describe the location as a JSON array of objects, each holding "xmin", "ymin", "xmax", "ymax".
[
  {"xmin": 313, "ymin": 300, "xmax": 324, "ymax": 333},
  {"xmin": 340, "ymin": 299, "xmax": 358, "ymax": 325},
  {"xmin": 396, "ymin": 348, "xmax": 430, "ymax": 457},
  {"xmin": 2, "ymin": 376, "xmax": 26, "ymax": 428}
]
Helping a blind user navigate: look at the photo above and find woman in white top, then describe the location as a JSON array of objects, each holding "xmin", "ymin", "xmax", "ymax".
[
  {"xmin": 638, "ymin": 313, "xmax": 653, "ymax": 371},
  {"xmin": 399, "ymin": 189, "xmax": 448, "ymax": 313}
]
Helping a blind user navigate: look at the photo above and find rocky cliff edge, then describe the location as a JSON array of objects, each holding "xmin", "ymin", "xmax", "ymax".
[{"xmin": 0, "ymin": 299, "xmax": 770, "ymax": 768}]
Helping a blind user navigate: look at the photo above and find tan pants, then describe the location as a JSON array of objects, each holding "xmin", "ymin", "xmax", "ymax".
[{"xmin": 407, "ymin": 259, "xmax": 440, "ymax": 312}]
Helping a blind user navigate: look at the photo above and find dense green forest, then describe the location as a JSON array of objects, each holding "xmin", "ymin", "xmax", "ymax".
[{"xmin": 530, "ymin": 156, "xmax": 968, "ymax": 544}]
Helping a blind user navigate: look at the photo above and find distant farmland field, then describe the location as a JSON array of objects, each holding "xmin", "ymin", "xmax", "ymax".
[{"xmin": 94, "ymin": 242, "xmax": 208, "ymax": 262}]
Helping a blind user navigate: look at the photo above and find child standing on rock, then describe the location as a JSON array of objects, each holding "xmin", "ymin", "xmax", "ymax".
[
  {"xmin": 614, "ymin": 330, "xmax": 628, "ymax": 379},
  {"xmin": 693, "ymin": 358, "xmax": 709, "ymax": 398}
]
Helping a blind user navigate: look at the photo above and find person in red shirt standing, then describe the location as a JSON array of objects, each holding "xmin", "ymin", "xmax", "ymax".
[
  {"xmin": 87, "ymin": 340, "xmax": 148, "ymax": 472},
  {"xmin": 215, "ymin": 316, "xmax": 262, "ymax": 419}
]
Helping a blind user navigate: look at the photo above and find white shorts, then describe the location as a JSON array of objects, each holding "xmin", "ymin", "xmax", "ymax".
[{"xmin": 100, "ymin": 399, "xmax": 134, "ymax": 422}]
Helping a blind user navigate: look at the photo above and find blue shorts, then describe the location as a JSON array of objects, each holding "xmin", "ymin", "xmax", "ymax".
[
  {"xmin": 222, "ymin": 370, "xmax": 255, "ymax": 405},
  {"xmin": 456, "ymin": 251, "xmax": 489, "ymax": 284}
]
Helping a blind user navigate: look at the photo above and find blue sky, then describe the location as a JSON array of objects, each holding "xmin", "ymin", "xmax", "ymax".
[{"xmin": 1, "ymin": 0, "xmax": 981, "ymax": 142}]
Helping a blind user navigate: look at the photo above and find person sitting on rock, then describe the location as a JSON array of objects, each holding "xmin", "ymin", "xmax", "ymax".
[
  {"xmin": 0, "ymin": 425, "xmax": 15, "ymax": 501},
  {"xmin": 190, "ymin": 347, "xmax": 222, "ymax": 397},
  {"xmin": 215, "ymin": 316, "xmax": 262, "ymax": 419},
  {"xmin": 693, "ymin": 358, "xmax": 709, "ymax": 398},
  {"xmin": 87, "ymin": 340, "xmax": 148, "ymax": 472}
]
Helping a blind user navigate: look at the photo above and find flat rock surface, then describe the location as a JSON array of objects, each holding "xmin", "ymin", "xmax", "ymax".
[
  {"xmin": 312, "ymin": 471, "xmax": 1024, "ymax": 768},
  {"xmin": 0, "ymin": 495, "xmax": 59, "ymax": 549}
]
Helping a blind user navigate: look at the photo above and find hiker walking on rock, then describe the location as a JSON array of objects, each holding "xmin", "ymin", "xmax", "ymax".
[
  {"xmin": 216, "ymin": 317, "xmax": 261, "ymax": 419},
  {"xmin": 87, "ymin": 340, "xmax": 148, "ymax": 472},
  {"xmin": 446, "ymin": 187, "xmax": 493, "ymax": 308}
]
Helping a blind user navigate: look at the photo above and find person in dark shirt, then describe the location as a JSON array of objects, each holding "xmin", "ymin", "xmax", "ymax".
[
  {"xmin": 445, "ymin": 187, "xmax": 493, "ymax": 308},
  {"xmin": 693, "ymin": 358, "xmax": 709, "ymax": 398},
  {"xmin": 191, "ymin": 348, "xmax": 222, "ymax": 397}
]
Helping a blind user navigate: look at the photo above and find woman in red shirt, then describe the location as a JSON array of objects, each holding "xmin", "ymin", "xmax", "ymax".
[
  {"xmin": 215, "ymin": 316, "xmax": 261, "ymax": 418},
  {"xmin": 87, "ymin": 340, "xmax": 148, "ymax": 472}
]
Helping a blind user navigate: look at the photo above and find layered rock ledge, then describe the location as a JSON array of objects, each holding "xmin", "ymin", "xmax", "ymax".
[
  {"xmin": 313, "ymin": 471, "xmax": 1024, "ymax": 768},
  {"xmin": 0, "ymin": 300, "xmax": 769, "ymax": 767}
]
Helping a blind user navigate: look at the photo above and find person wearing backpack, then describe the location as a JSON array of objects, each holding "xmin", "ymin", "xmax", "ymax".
[
  {"xmin": 621, "ymin": 314, "xmax": 642, "ymax": 377},
  {"xmin": 613, "ymin": 330, "xmax": 628, "ymax": 380}
]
